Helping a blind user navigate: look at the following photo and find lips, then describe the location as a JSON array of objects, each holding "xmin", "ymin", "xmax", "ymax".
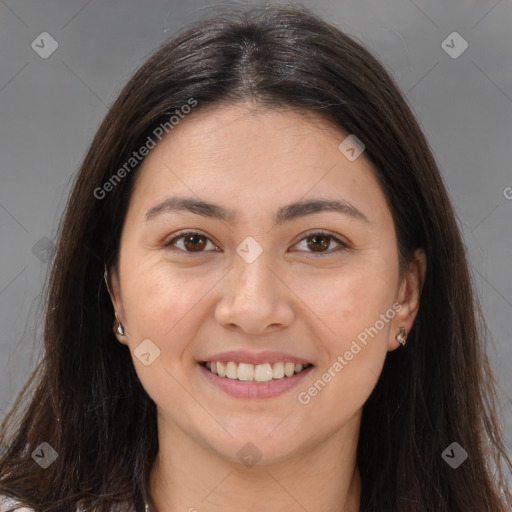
[
  {"xmin": 197, "ymin": 350, "xmax": 315, "ymax": 399},
  {"xmin": 198, "ymin": 362, "xmax": 314, "ymax": 399}
]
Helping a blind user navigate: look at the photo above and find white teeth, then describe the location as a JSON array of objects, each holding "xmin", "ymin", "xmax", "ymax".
[
  {"xmin": 237, "ymin": 363, "xmax": 254, "ymax": 381},
  {"xmin": 226, "ymin": 361, "xmax": 238, "ymax": 379},
  {"xmin": 284, "ymin": 362, "xmax": 295, "ymax": 377},
  {"xmin": 254, "ymin": 363, "xmax": 273, "ymax": 382},
  {"xmin": 217, "ymin": 361, "xmax": 226, "ymax": 378},
  {"xmin": 204, "ymin": 360, "xmax": 310, "ymax": 381},
  {"xmin": 272, "ymin": 362, "xmax": 284, "ymax": 379}
]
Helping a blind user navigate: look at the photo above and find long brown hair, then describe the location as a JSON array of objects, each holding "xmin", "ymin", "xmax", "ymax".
[{"xmin": 1, "ymin": 5, "xmax": 510, "ymax": 511}]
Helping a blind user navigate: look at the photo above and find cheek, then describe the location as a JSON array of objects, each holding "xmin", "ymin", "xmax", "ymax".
[
  {"xmin": 330, "ymin": 270, "xmax": 396, "ymax": 389},
  {"xmin": 119, "ymin": 264, "xmax": 209, "ymax": 404},
  {"xmin": 125, "ymin": 266, "xmax": 205, "ymax": 338},
  {"xmin": 298, "ymin": 258, "xmax": 396, "ymax": 340},
  {"xmin": 130, "ymin": 269, "xmax": 204, "ymax": 330},
  {"xmin": 297, "ymin": 258, "xmax": 396, "ymax": 399}
]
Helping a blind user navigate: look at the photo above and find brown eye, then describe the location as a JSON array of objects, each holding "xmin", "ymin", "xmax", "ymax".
[
  {"xmin": 182, "ymin": 234, "xmax": 207, "ymax": 252},
  {"xmin": 164, "ymin": 230, "xmax": 347, "ymax": 257},
  {"xmin": 306, "ymin": 234, "xmax": 331, "ymax": 252},
  {"xmin": 164, "ymin": 231, "xmax": 218, "ymax": 254},
  {"xmin": 293, "ymin": 230, "xmax": 348, "ymax": 256}
]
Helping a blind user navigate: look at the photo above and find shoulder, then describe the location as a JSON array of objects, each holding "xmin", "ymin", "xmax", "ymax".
[{"xmin": 0, "ymin": 495, "xmax": 34, "ymax": 512}]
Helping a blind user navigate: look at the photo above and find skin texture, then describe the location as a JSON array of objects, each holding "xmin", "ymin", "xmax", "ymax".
[{"xmin": 108, "ymin": 102, "xmax": 426, "ymax": 512}]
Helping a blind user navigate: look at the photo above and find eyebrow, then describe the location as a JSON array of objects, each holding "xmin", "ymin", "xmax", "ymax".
[{"xmin": 145, "ymin": 195, "xmax": 369, "ymax": 225}]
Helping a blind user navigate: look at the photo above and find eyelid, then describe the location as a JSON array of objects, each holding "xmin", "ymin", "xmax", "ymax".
[
  {"xmin": 163, "ymin": 229, "xmax": 350, "ymax": 255},
  {"xmin": 163, "ymin": 229, "xmax": 220, "ymax": 254},
  {"xmin": 290, "ymin": 229, "xmax": 350, "ymax": 256},
  {"xmin": 294, "ymin": 228, "xmax": 349, "ymax": 246}
]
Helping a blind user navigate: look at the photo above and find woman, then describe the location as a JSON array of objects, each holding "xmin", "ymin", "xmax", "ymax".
[{"xmin": 0, "ymin": 5, "xmax": 510, "ymax": 512}]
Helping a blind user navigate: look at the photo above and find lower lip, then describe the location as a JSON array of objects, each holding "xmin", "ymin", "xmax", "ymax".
[{"xmin": 198, "ymin": 363, "xmax": 314, "ymax": 399}]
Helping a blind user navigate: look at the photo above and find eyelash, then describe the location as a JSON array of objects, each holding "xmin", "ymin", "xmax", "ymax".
[{"xmin": 163, "ymin": 229, "xmax": 349, "ymax": 257}]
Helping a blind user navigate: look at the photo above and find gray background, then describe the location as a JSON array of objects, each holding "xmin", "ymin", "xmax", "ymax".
[{"xmin": 1, "ymin": 0, "xmax": 511, "ymax": 455}]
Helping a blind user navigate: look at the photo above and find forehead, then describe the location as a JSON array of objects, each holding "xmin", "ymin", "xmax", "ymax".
[
  {"xmin": 166, "ymin": 102, "xmax": 349, "ymax": 167},
  {"xmin": 127, "ymin": 102, "xmax": 391, "ymax": 228}
]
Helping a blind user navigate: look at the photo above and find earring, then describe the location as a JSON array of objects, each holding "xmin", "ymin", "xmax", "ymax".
[
  {"xmin": 396, "ymin": 326, "xmax": 407, "ymax": 346},
  {"xmin": 114, "ymin": 312, "xmax": 125, "ymax": 336}
]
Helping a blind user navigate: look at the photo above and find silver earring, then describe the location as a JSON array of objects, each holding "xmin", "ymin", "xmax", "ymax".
[
  {"xmin": 396, "ymin": 326, "xmax": 407, "ymax": 347},
  {"xmin": 114, "ymin": 312, "xmax": 125, "ymax": 336},
  {"xmin": 115, "ymin": 322, "xmax": 125, "ymax": 336}
]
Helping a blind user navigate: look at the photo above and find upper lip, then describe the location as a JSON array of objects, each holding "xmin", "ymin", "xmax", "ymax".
[{"xmin": 200, "ymin": 350, "xmax": 313, "ymax": 366}]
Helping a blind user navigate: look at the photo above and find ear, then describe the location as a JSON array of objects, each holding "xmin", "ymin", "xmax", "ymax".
[
  {"xmin": 388, "ymin": 248, "xmax": 427, "ymax": 351},
  {"xmin": 105, "ymin": 266, "xmax": 128, "ymax": 345}
]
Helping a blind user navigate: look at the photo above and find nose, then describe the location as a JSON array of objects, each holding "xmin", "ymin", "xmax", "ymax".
[{"xmin": 214, "ymin": 250, "xmax": 295, "ymax": 336}]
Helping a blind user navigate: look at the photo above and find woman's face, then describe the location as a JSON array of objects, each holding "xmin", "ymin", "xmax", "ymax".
[{"xmin": 110, "ymin": 102, "xmax": 424, "ymax": 464}]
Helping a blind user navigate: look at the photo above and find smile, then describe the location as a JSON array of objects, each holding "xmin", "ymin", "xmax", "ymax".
[
  {"xmin": 198, "ymin": 360, "xmax": 314, "ymax": 399},
  {"xmin": 201, "ymin": 361, "xmax": 313, "ymax": 382}
]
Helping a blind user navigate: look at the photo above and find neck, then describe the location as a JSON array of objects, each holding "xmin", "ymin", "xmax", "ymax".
[{"xmin": 148, "ymin": 413, "xmax": 362, "ymax": 512}]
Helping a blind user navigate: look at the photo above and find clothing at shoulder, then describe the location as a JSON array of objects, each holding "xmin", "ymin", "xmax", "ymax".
[
  {"xmin": 0, "ymin": 495, "xmax": 136, "ymax": 512},
  {"xmin": 0, "ymin": 495, "xmax": 34, "ymax": 512}
]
